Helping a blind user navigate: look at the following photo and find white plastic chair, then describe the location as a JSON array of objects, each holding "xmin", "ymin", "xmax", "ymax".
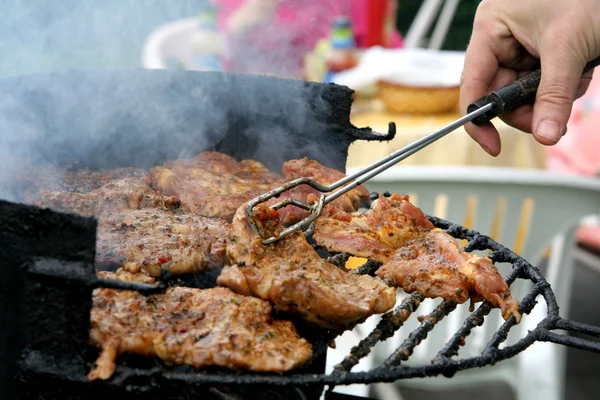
[
  {"xmin": 142, "ymin": 17, "xmax": 226, "ymax": 71},
  {"xmin": 326, "ymin": 166, "xmax": 600, "ymax": 400},
  {"xmin": 403, "ymin": 0, "xmax": 461, "ymax": 50},
  {"xmin": 142, "ymin": 17, "xmax": 200, "ymax": 70}
]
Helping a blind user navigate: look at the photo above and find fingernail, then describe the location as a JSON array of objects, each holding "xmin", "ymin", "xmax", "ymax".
[
  {"xmin": 480, "ymin": 143, "xmax": 496, "ymax": 156},
  {"xmin": 536, "ymin": 120, "xmax": 562, "ymax": 142}
]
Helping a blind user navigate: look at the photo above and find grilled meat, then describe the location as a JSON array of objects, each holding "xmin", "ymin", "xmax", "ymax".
[
  {"xmin": 21, "ymin": 164, "xmax": 228, "ymax": 275},
  {"xmin": 269, "ymin": 158, "xmax": 372, "ymax": 225},
  {"xmin": 88, "ymin": 269, "xmax": 313, "ymax": 381},
  {"xmin": 313, "ymin": 193, "xmax": 434, "ymax": 263},
  {"xmin": 217, "ymin": 203, "xmax": 397, "ymax": 330},
  {"xmin": 312, "ymin": 193, "xmax": 520, "ymax": 322},
  {"xmin": 151, "ymin": 151, "xmax": 284, "ymax": 222},
  {"xmin": 377, "ymin": 230, "xmax": 521, "ymax": 322},
  {"xmin": 22, "ymin": 167, "xmax": 179, "ymax": 217},
  {"xmin": 23, "ymin": 166, "xmax": 153, "ymax": 194},
  {"xmin": 95, "ymin": 209, "xmax": 229, "ymax": 276}
]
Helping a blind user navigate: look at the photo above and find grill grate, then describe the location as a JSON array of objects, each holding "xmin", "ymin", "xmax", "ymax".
[
  {"xmin": 5, "ymin": 193, "xmax": 600, "ymax": 398},
  {"xmin": 91, "ymin": 206, "xmax": 600, "ymax": 394}
]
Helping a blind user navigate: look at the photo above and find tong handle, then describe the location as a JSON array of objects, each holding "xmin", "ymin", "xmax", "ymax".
[{"xmin": 468, "ymin": 55, "xmax": 600, "ymax": 126}]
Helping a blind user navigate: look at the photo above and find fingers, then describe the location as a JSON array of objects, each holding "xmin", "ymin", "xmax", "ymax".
[
  {"xmin": 460, "ymin": 30, "xmax": 503, "ymax": 155},
  {"xmin": 466, "ymin": 124, "xmax": 502, "ymax": 157},
  {"xmin": 531, "ymin": 43, "xmax": 587, "ymax": 146},
  {"xmin": 499, "ymin": 104, "xmax": 534, "ymax": 133},
  {"xmin": 471, "ymin": 67, "xmax": 593, "ymax": 139}
]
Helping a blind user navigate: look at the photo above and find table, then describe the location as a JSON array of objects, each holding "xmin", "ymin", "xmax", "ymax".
[{"xmin": 347, "ymin": 109, "xmax": 548, "ymax": 170}]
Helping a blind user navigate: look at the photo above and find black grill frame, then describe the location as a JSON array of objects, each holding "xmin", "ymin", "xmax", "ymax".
[{"xmin": 5, "ymin": 197, "xmax": 600, "ymax": 400}]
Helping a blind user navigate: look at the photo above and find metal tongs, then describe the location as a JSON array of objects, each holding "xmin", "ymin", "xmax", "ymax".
[{"xmin": 248, "ymin": 56, "xmax": 600, "ymax": 244}]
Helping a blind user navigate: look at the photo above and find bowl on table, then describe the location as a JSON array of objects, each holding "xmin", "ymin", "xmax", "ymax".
[{"xmin": 376, "ymin": 80, "xmax": 460, "ymax": 115}]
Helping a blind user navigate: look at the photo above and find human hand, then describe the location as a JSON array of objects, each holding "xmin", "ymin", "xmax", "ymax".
[{"xmin": 459, "ymin": 0, "xmax": 600, "ymax": 156}]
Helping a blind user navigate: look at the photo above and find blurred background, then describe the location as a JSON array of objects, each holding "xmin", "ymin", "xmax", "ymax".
[
  {"xmin": 0, "ymin": 0, "xmax": 478, "ymax": 77},
  {"xmin": 2, "ymin": 1, "xmax": 600, "ymax": 399}
]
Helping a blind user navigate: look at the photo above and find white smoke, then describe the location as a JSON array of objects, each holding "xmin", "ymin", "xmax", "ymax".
[
  {"xmin": 0, "ymin": 0, "xmax": 205, "ymax": 76},
  {"xmin": 0, "ymin": 0, "xmax": 342, "ymax": 202}
]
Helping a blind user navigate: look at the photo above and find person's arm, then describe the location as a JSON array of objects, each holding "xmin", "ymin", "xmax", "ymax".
[{"xmin": 459, "ymin": 0, "xmax": 600, "ymax": 156}]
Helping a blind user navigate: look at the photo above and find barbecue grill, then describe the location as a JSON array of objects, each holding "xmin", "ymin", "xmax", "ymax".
[{"xmin": 1, "ymin": 70, "xmax": 600, "ymax": 400}]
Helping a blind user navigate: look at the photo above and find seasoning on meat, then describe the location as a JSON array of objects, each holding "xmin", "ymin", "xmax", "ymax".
[
  {"xmin": 312, "ymin": 193, "xmax": 521, "ymax": 322},
  {"xmin": 313, "ymin": 193, "xmax": 434, "ymax": 263},
  {"xmin": 217, "ymin": 202, "xmax": 397, "ymax": 330},
  {"xmin": 151, "ymin": 151, "xmax": 284, "ymax": 222},
  {"xmin": 96, "ymin": 209, "xmax": 229, "ymax": 276},
  {"xmin": 20, "ymin": 165, "xmax": 228, "ymax": 275},
  {"xmin": 88, "ymin": 269, "xmax": 313, "ymax": 381},
  {"xmin": 377, "ymin": 230, "xmax": 521, "ymax": 322},
  {"xmin": 269, "ymin": 158, "xmax": 371, "ymax": 225},
  {"xmin": 22, "ymin": 167, "xmax": 180, "ymax": 217}
]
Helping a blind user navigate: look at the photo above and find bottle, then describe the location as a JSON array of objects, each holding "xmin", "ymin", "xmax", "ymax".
[
  {"xmin": 324, "ymin": 16, "xmax": 358, "ymax": 83},
  {"xmin": 190, "ymin": 4, "xmax": 224, "ymax": 71}
]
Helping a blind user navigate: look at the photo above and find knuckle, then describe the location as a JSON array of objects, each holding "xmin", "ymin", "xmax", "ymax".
[
  {"xmin": 536, "ymin": 83, "xmax": 576, "ymax": 106},
  {"xmin": 472, "ymin": 1, "xmax": 497, "ymax": 31},
  {"xmin": 475, "ymin": 0, "xmax": 494, "ymax": 16},
  {"xmin": 545, "ymin": 25, "xmax": 587, "ymax": 59}
]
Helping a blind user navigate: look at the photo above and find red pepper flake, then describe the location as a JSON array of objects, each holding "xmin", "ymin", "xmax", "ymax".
[
  {"xmin": 158, "ymin": 256, "xmax": 170, "ymax": 264},
  {"xmin": 256, "ymin": 212, "xmax": 267, "ymax": 222},
  {"xmin": 255, "ymin": 208, "xmax": 278, "ymax": 221}
]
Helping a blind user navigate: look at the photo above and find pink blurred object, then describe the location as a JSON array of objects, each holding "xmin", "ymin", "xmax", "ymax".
[
  {"xmin": 212, "ymin": 0, "xmax": 403, "ymax": 76},
  {"xmin": 577, "ymin": 225, "xmax": 600, "ymax": 252},
  {"xmin": 546, "ymin": 76, "xmax": 600, "ymax": 250},
  {"xmin": 546, "ymin": 76, "xmax": 600, "ymax": 177}
]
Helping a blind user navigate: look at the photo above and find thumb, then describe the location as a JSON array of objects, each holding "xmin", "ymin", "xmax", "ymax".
[{"xmin": 532, "ymin": 48, "xmax": 587, "ymax": 145}]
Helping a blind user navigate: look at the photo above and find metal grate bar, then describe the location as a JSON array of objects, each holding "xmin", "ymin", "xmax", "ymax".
[
  {"xmin": 483, "ymin": 281, "xmax": 546, "ymax": 353},
  {"xmin": 95, "ymin": 278, "xmax": 166, "ymax": 295},
  {"xmin": 327, "ymin": 252, "xmax": 352, "ymax": 267},
  {"xmin": 382, "ymin": 300, "xmax": 457, "ymax": 367},
  {"xmin": 436, "ymin": 302, "xmax": 492, "ymax": 359},
  {"xmin": 332, "ymin": 292, "xmax": 424, "ymax": 373},
  {"xmin": 352, "ymin": 259, "xmax": 382, "ymax": 276},
  {"xmin": 554, "ymin": 318, "xmax": 600, "ymax": 338},
  {"xmin": 542, "ymin": 331, "xmax": 600, "ymax": 353}
]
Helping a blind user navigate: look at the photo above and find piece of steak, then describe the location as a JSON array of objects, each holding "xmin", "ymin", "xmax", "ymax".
[
  {"xmin": 95, "ymin": 208, "xmax": 229, "ymax": 276},
  {"xmin": 268, "ymin": 158, "xmax": 372, "ymax": 226},
  {"xmin": 88, "ymin": 269, "xmax": 313, "ymax": 381},
  {"xmin": 22, "ymin": 167, "xmax": 179, "ymax": 217},
  {"xmin": 151, "ymin": 151, "xmax": 283, "ymax": 222},
  {"xmin": 311, "ymin": 193, "xmax": 521, "ymax": 322},
  {"xmin": 313, "ymin": 193, "xmax": 433, "ymax": 263},
  {"xmin": 377, "ymin": 230, "xmax": 521, "ymax": 322},
  {"xmin": 217, "ymin": 202, "xmax": 397, "ymax": 330}
]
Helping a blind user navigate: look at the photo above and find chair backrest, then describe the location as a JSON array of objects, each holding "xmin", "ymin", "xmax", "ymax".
[
  {"xmin": 348, "ymin": 166, "xmax": 600, "ymax": 365},
  {"xmin": 142, "ymin": 18, "xmax": 200, "ymax": 69},
  {"xmin": 403, "ymin": 0, "xmax": 461, "ymax": 50}
]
